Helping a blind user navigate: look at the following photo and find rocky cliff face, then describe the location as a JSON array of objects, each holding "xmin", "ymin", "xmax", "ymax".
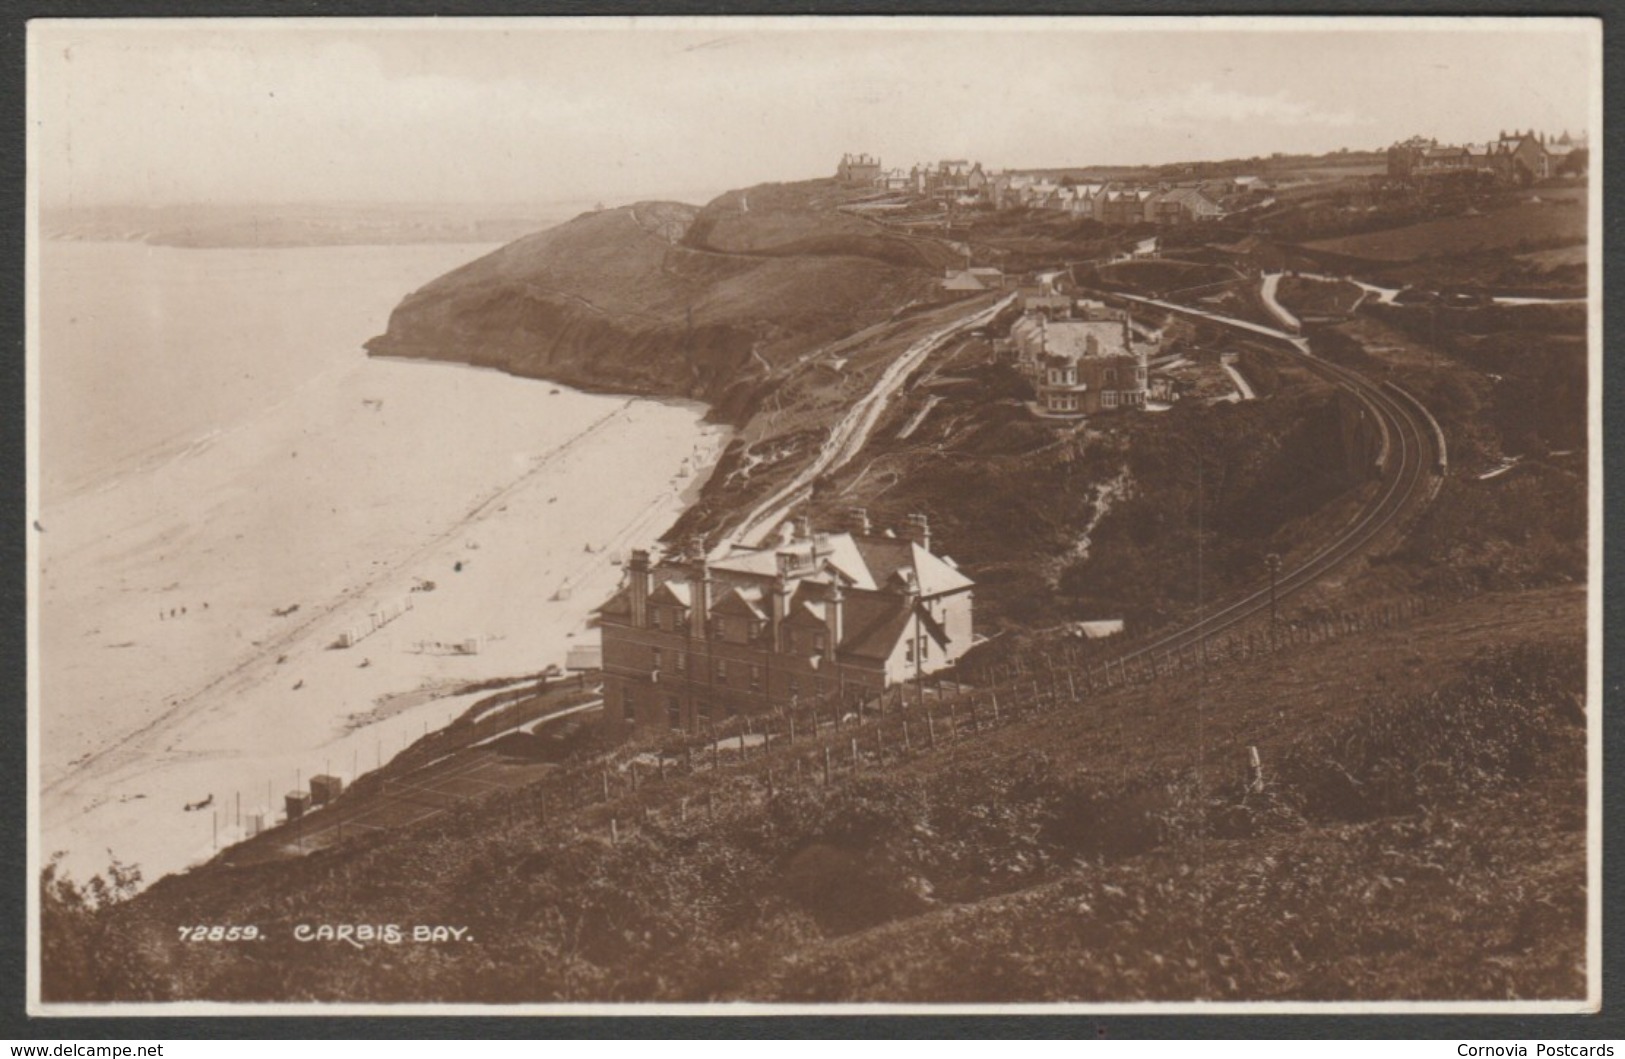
[{"xmin": 365, "ymin": 191, "xmax": 940, "ymax": 424}]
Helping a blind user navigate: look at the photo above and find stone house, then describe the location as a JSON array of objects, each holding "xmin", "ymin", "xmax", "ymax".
[{"xmin": 596, "ymin": 513, "xmax": 974, "ymax": 739}]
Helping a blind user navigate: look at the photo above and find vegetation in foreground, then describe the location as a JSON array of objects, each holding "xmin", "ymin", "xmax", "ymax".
[{"xmin": 41, "ymin": 615, "xmax": 1584, "ymax": 1003}]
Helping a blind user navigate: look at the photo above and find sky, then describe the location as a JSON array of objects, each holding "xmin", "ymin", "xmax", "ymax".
[{"xmin": 29, "ymin": 16, "xmax": 1599, "ymax": 209}]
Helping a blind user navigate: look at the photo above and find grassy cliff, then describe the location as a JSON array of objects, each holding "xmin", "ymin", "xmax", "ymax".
[{"xmin": 364, "ymin": 186, "xmax": 947, "ymax": 425}]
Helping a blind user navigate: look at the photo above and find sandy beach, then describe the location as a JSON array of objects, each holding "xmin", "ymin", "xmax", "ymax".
[{"xmin": 35, "ymin": 241, "xmax": 728, "ymax": 886}]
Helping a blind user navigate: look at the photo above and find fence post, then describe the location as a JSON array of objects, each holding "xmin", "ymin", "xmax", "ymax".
[
  {"xmin": 851, "ymin": 737, "xmax": 860, "ymax": 768},
  {"xmin": 610, "ymin": 818, "xmax": 619, "ymax": 846},
  {"xmin": 927, "ymin": 713, "xmax": 937, "ymax": 748},
  {"xmin": 991, "ymin": 692, "xmax": 1000, "ymax": 721},
  {"xmin": 903, "ymin": 719, "xmax": 912, "ymax": 751},
  {"xmin": 823, "ymin": 745, "xmax": 833, "ymax": 785},
  {"xmin": 602, "ymin": 771, "xmax": 610, "ymax": 802}
]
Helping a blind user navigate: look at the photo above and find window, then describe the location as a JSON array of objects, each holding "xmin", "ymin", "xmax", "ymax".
[
  {"xmin": 788, "ymin": 674, "xmax": 800, "ymax": 698},
  {"xmin": 813, "ymin": 632, "xmax": 826, "ymax": 654},
  {"xmin": 715, "ymin": 659, "xmax": 728, "ymax": 684},
  {"xmin": 675, "ymin": 651, "xmax": 687, "ymax": 675},
  {"xmin": 750, "ymin": 665, "xmax": 762, "ymax": 692},
  {"xmin": 1103, "ymin": 391, "xmax": 1119, "ymax": 409},
  {"xmin": 1104, "ymin": 367, "xmax": 1117, "ymax": 384},
  {"xmin": 651, "ymin": 646, "xmax": 663, "ymax": 672},
  {"xmin": 651, "ymin": 607, "xmax": 664, "ymax": 632},
  {"xmin": 666, "ymin": 695, "xmax": 682, "ymax": 731}
]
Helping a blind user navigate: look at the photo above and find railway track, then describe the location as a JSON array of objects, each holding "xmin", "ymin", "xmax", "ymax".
[{"xmin": 1096, "ymin": 295, "xmax": 1442, "ymax": 666}]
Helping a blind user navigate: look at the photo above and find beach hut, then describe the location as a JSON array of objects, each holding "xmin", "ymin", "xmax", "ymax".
[
  {"xmin": 309, "ymin": 774, "xmax": 344, "ymax": 805},
  {"xmin": 285, "ymin": 790, "xmax": 312, "ymax": 821}
]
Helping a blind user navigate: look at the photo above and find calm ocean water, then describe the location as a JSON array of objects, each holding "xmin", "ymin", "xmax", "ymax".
[{"xmin": 37, "ymin": 240, "xmax": 509, "ymax": 504}]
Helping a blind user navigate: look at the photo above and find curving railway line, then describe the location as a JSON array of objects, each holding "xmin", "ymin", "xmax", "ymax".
[{"xmin": 1097, "ymin": 292, "xmax": 1444, "ymax": 666}]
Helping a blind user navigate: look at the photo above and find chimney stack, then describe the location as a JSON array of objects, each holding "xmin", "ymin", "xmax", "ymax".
[
  {"xmin": 794, "ymin": 513, "xmax": 812, "ymax": 542},
  {"xmin": 629, "ymin": 549, "xmax": 652, "ymax": 628},
  {"xmin": 847, "ymin": 506, "xmax": 872, "ymax": 536},
  {"xmin": 904, "ymin": 513, "xmax": 932, "ymax": 552},
  {"xmin": 825, "ymin": 580, "xmax": 844, "ymax": 655},
  {"xmin": 769, "ymin": 573, "xmax": 790, "ymax": 653},
  {"xmin": 690, "ymin": 549, "xmax": 712, "ymax": 640}
]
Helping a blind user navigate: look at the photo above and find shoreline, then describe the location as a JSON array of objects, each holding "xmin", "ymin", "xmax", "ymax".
[{"xmin": 39, "ymin": 355, "xmax": 730, "ymax": 888}]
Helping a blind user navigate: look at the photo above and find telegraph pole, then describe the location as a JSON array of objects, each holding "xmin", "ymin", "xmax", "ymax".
[{"xmin": 1266, "ymin": 552, "xmax": 1282, "ymax": 643}]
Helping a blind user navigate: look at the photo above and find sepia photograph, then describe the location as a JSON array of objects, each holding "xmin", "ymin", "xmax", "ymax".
[{"xmin": 25, "ymin": 15, "xmax": 1601, "ymax": 1014}]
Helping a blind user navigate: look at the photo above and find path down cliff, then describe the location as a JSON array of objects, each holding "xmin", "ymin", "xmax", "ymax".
[{"xmin": 722, "ymin": 292, "xmax": 1017, "ymax": 551}]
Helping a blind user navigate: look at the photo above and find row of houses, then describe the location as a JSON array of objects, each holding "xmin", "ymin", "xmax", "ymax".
[
  {"xmin": 838, "ymin": 154, "xmax": 991, "ymax": 198},
  {"xmin": 989, "ymin": 176, "xmax": 1242, "ymax": 226},
  {"xmin": 1386, "ymin": 129, "xmax": 1588, "ymax": 185},
  {"xmin": 836, "ymin": 152, "xmax": 1246, "ymax": 226}
]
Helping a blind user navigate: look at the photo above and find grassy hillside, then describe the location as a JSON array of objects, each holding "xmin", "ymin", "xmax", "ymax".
[
  {"xmin": 1304, "ymin": 199, "xmax": 1585, "ymax": 262},
  {"xmin": 365, "ymin": 195, "xmax": 941, "ymax": 424}
]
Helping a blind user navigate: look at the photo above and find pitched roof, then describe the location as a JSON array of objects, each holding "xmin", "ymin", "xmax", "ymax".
[
  {"xmin": 648, "ymin": 581, "xmax": 691, "ymax": 607},
  {"xmin": 909, "ymin": 542, "xmax": 975, "ymax": 597},
  {"xmin": 1034, "ymin": 319, "xmax": 1135, "ymax": 362},
  {"xmin": 942, "ymin": 271, "xmax": 991, "ymax": 291},
  {"xmin": 596, "ymin": 586, "xmax": 632, "ymax": 618},
  {"xmin": 838, "ymin": 593, "xmax": 912, "ymax": 661},
  {"xmin": 837, "ymin": 591, "xmax": 951, "ymax": 662},
  {"xmin": 711, "ymin": 585, "xmax": 767, "ymax": 620}
]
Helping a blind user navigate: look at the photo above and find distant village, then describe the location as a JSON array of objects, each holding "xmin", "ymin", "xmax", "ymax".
[
  {"xmin": 835, "ymin": 128, "xmax": 1588, "ymax": 229},
  {"xmin": 1384, "ymin": 128, "xmax": 1588, "ymax": 185},
  {"xmin": 836, "ymin": 152, "xmax": 1260, "ymax": 227}
]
